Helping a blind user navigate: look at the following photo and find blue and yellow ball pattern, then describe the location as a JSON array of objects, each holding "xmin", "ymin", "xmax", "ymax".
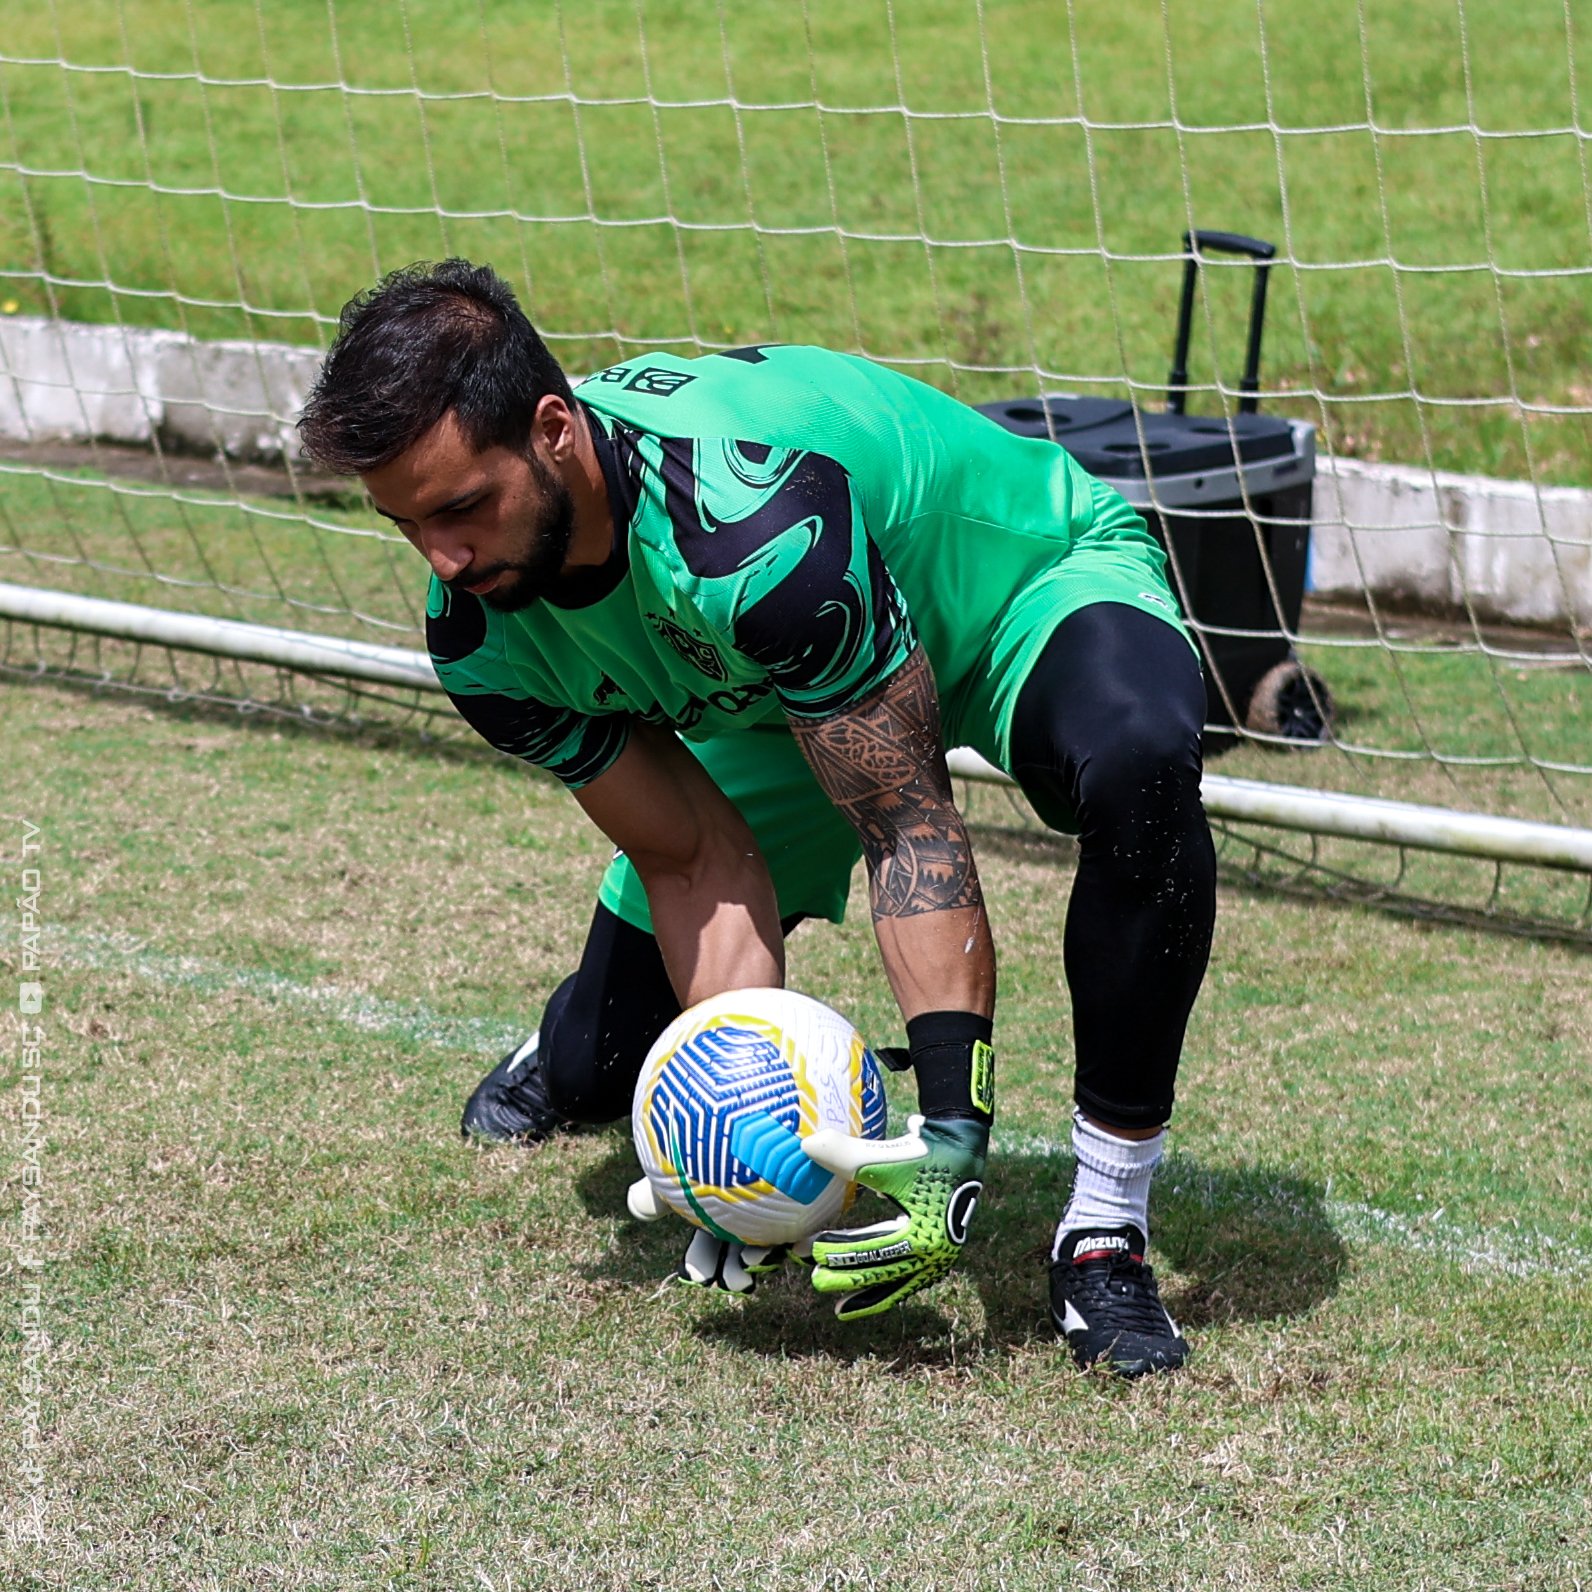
[{"xmin": 632, "ymin": 988, "xmax": 888, "ymax": 1247}]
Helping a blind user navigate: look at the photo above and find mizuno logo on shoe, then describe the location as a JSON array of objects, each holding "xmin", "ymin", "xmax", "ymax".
[{"xmin": 1072, "ymin": 1234, "xmax": 1134, "ymax": 1258}]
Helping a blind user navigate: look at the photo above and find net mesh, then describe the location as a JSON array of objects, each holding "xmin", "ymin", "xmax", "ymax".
[{"xmin": 1, "ymin": 0, "xmax": 1589, "ymax": 896}]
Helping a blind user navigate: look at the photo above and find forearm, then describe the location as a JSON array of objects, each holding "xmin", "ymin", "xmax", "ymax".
[
  {"xmin": 790, "ymin": 647, "xmax": 997, "ymax": 1028},
  {"xmin": 634, "ymin": 828, "xmax": 784, "ymax": 1007},
  {"xmin": 574, "ymin": 721, "xmax": 785, "ymax": 1010},
  {"xmin": 870, "ymin": 892, "xmax": 995, "ymax": 1023}
]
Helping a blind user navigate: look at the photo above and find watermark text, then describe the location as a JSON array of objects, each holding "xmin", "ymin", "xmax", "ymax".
[{"xmin": 13, "ymin": 817, "xmax": 46, "ymax": 1528}]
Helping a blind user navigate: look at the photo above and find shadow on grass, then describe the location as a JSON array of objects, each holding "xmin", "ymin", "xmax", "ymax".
[
  {"xmin": 1148, "ymin": 1154, "xmax": 1350, "ymax": 1330},
  {"xmin": 1212, "ymin": 852, "xmax": 1592, "ymax": 951},
  {"xmin": 571, "ymin": 1137, "xmax": 1348, "ymax": 1368}
]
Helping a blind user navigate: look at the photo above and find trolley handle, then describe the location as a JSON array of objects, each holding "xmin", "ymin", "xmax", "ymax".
[{"xmin": 1166, "ymin": 229, "xmax": 1276, "ymax": 416}]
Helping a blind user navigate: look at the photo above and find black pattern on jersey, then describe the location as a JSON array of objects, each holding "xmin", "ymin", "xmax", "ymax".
[
  {"xmin": 713, "ymin": 344, "xmax": 785, "ymax": 364},
  {"xmin": 639, "ymin": 679, "xmax": 775, "ymax": 731},
  {"xmin": 445, "ymin": 689, "xmax": 629, "ymax": 788},
  {"xmin": 600, "ymin": 420, "xmax": 647, "ymax": 529},
  {"xmin": 653, "ymin": 436, "xmax": 912, "ymax": 718},
  {"xmin": 428, "ymin": 587, "xmax": 629, "ymax": 786},
  {"xmin": 427, "ymin": 586, "xmax": 488, "ymax": 666}
]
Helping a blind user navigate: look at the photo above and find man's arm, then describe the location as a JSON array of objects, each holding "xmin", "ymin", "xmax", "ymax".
[
  {"xmin": 787, "ymin": 645, "xmax": 995, "ymax": 1023},
  {"xmin": 789, "ymin": 644, "xmax": 995, "ymax": 1320},
  {"xmin": 571, "ymin": 718, "xmax": 784, "ymax": 1006}
]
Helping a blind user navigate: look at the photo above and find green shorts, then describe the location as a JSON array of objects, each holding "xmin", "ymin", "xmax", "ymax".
[
  {"xmin": 598, "ymin": 533, "xmax": 1194, "ymax": 932},
  {"xmin": 946, "ymin": 495, "xmax": 1196, "ymax": 771}
]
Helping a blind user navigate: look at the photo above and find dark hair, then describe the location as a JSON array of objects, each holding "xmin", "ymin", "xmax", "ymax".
[{"xmin": 297, "ymin": 258, "xmax": 574, "ymax": 475}]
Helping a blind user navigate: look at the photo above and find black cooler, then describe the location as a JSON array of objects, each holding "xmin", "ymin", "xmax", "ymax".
[{"xmin": 978, "ymin": 231, "xmax": 1331, "ymax": 744}]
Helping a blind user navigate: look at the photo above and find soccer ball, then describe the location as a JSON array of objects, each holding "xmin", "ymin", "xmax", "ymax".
[{"xmin": 631, "ymin": 987, "xmax": 889, "ymax": 1248}]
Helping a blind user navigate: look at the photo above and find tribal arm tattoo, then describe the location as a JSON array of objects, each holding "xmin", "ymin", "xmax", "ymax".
[{"xmin": 790, "ymin": 646, "xmax": 984, "ymax": 920}]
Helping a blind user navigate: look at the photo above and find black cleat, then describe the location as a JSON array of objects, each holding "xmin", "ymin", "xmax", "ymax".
[
  {"xmin": 1050, "ymin": 1224, "xmax": 1189, "ymax": 1378},
  {"xmin": 460, "ymin": 1032, "xmax": 567, "ymax": 1145}
]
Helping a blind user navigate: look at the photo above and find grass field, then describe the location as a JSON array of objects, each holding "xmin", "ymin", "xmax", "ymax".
[
  {"xmin": 3, "ymin": 4, "xmax": 1592, "ymax": 1584},
  {"xmin": 2, "ymin": 0, "xmax": 1591, "ymax": 482},
  {"xmin": 4, "ymin": 674, "xmax": 1591, "ymax": 1590}
]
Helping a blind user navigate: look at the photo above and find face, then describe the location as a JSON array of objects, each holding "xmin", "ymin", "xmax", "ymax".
[{"xmin": 363, "ymin": 408, "xmax": 577, "ymax": 613}]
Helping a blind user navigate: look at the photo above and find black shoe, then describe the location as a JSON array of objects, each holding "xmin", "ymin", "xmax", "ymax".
[
  {"xmin": 460, "ymin": 1033, "xmax": 567, "ymax": 1145},
  {"xmin": 1050, "ymin": 1224, "xmax": 1189, "ymax": 1378}
]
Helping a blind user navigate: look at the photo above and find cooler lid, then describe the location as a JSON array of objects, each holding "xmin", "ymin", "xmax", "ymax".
[{"xmin": 977, "ymin": 394, "xmax": 1298, "ymax": 479}]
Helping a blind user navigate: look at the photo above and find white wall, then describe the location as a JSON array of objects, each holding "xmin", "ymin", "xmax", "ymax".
[
  {"xmin": 0, "ymin": 314, "xmax": 320, "ymax": 464},
  {"xmin": 1312, "ymin": 456, "xmax": 1592, "ymax": 631}
]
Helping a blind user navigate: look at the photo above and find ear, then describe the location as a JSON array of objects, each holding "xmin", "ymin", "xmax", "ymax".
[{"xmin": 531, "ymin": 393, "xmax": 577, "ymax": 462}]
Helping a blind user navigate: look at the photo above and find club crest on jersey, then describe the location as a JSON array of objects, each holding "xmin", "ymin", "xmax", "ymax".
[{"xmin": 646, "ymin": 612, "xmax": 729, "ymax": 681}]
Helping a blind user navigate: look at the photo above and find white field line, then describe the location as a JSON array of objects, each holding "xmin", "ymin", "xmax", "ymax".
[
  {"xmin": 45, "ymin": 931, "xmax": 1592, "ymax": 1281},
  {"xmin": 57, "ymin": 928, "xmax": 526, "ymax": 1057},
  {"xmin": 997, "ymin": 1130, "xmax": 1592, "ymax": 1281}
]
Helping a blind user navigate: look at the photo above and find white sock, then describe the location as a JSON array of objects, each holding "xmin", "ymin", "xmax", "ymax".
[{"xmin": 1052, "ymin": 1110, "xmax": 1166, "ymax": 1260}]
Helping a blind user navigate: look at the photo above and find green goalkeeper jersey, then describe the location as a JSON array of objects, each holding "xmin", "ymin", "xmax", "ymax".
[{"xmin": 425, "ymin": 343, "xmax": 1168, "ymax": 784}]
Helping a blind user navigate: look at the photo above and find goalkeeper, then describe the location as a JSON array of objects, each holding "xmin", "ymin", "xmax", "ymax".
[{"xmin": 298, "ymin": 260, "xmax": 1216, "ymax": 1378}]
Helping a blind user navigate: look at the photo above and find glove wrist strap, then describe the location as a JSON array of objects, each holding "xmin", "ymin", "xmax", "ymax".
[{"xmin": 905, "ymin": 1010, "xmax": 995, "ymax": 1126}]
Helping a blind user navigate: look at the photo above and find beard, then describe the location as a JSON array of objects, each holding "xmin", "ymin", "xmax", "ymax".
[{"xmin": 473, "ymin": 449, "xmax": 578, "ymax": 614}]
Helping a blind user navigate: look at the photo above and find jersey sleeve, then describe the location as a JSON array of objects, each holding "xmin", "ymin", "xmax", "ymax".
[
  {"xmin": 426, "ymin": 583, "xmax": 629, "ymax": 790},
  {"xmin": 666, "ymin": 439, "xmax": 918, "ymax": 719}
]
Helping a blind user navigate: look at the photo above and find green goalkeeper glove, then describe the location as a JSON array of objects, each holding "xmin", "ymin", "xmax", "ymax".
[
  {"xmin": 799, "ymin": 1113, "xmax": 988, "ymax": 1319},
  {"xmin": 678, "ymin": 1230, "xmax": 800, "ymax": 1293},
  {"xmin": 627, "ymin": 1176, "xmax": 801, "ymax": 1295}
]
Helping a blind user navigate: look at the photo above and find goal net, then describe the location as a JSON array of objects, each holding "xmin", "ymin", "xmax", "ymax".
[{"xmin": 2, "ymin": 0, "xmax": 1589, "ymax": 929}]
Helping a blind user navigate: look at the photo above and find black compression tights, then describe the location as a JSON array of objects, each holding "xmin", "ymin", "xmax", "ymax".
[
  {"xmin": 1006, "ymin": 602, "xmax": 1215, "ymax": 1129},
  {"xmin": 536, "ymin": 602, "xmax": 1214, "ymax": 1132}
]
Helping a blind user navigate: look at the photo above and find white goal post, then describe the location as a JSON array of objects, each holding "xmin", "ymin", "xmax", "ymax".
[{"xmin": 1, "ymin": 0, "xmax": 1589, "ymax": 914}]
